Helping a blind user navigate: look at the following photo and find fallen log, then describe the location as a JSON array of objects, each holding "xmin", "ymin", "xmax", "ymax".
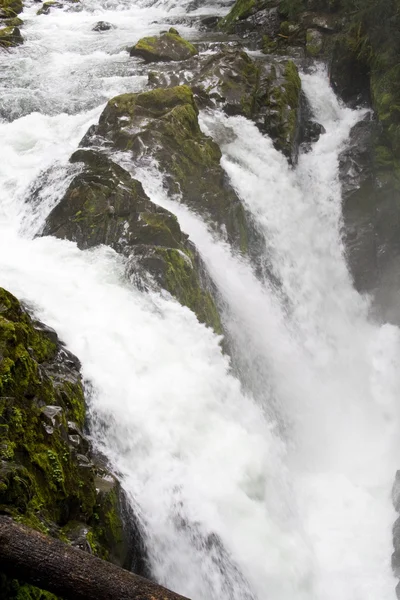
[{"xmin": 0, "ymin": 516, "xmax": 189, "ymax": 600}]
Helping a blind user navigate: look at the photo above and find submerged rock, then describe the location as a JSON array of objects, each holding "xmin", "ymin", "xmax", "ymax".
[
  {"xmin": 42, "ymin": 149, "xmax": 222, "ymax": 332},
  {"xmin": 0, "ymin": 287, "xmax": 141, "ymax": 599},
  {"xmin": 92, "ymin": 20, "xmax": 114, "ymax": 31},
  {"xmin": 130, "ymin": 28, "xmax": 198, "ymax": 63}
]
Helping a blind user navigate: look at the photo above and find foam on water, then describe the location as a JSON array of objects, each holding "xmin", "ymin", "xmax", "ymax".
[{"xmin": 0, "ymin": 0, "xmax": 399, "ymax": 598}]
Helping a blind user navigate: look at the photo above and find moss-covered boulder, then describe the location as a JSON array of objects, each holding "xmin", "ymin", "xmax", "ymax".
[
  {"xmin": 0, "ymin": 287, "xmax": 138, "ymax": 599},
  {"xmin": 219, "ymin": 0, "xmax": 278, "ymax": 34},
  {"xmin": 0, "ymin": 0, "xmax": 22, "ymax": 18},
  {"xmin": 0, "ymin": 24, "xmax": 22, "ymax": 47},
  {"xmin": 146, "ymin": 49, "xmax": 309, "ymax": 162},
  {"xmin": 36, "ymin": 1, "xmax": 62, "ymax": 15},
  {"xmin": 130, "ymin": 28, "xmax": 198, "ymax": 63},
  {"xmin": 42, "ymin": 149, "xmax": 222, "ymax": 332},
  {"xmin": 80, "ymin": 86, "xmax": 250, "ymax": 251}
]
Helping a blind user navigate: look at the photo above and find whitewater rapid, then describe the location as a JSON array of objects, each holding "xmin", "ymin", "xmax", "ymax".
[{"xmin": 1, "ymin": 1, "xmax": 400, "ymax": 599}]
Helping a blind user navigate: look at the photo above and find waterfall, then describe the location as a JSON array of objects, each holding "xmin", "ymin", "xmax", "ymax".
[{"xmin": 1, "ymin": 1, "xmax": 399, "ymax": 599}]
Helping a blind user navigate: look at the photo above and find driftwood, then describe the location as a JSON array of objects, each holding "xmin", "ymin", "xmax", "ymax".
[{"xmin": 0, "ymin": 516, "xmax": 189, "ymax": 600}]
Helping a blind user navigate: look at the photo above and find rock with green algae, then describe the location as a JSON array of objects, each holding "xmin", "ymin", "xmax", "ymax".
[
  {"xmin": 0, "ymin": 24, "xmax": 22, "ymax": 47},
  {"xmin": 219, "ymin": 0, "xmax": 279, "ymax": 34},
  {"xmin": 79, "ymin": 85, "xmax": 250, "ymax": 252},
  {"xmin": 36, "ymin": 1, "xmax": 63, "ymax": 15},
  {"xmin": 0, "ymin": 287, "xmax": 140, "ymax": 599},
  {"xmin": 130, "ymin": 28, "xmax": 198, "ymax": 63},
  {"xmin": 0, "ymin": 0, "xmax": 22, "ymax": 18},
  {"xmin": 41, "ymin": 149, "xmax": 222, "ymax": 333},
  {"xmin": 145, "ymin": 49, "xmax": 314, "ymax": 162}
]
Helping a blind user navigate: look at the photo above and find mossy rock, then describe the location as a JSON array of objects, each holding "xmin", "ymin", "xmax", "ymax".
[
  {"xmin": 219, "ymin": 0, "xmax": 277, "ymax": 33},
  {"xmin": 42, "ymin": 150, "xmax": 222, "ymax": 332},
  {"xmin": 0, "ymin": 0, "xmax": 22, "ymax": 18},
  {"xmin": 130, "ymin": 29, "xmax": 198, "ymax": 63},
  {"xmin": 36, "ymin": 1, "xmax": 62, "ymax": 15},
  {"xmin": 0, "ymin": 24, "xmax": 22, "ymax": 47},
  {"xmin": 0, "ymin": 287, "xmax": 133, "ymax": 598},
  {"xmin": 83, "ymin": 85, "xmax": 249, "ymax": 252}
]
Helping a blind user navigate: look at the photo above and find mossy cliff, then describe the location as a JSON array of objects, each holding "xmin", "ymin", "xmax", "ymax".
[
  {"xmin": 0, "ymin": 287, "xmax": 137, "ymax": 599},
  {"xmin": 42, "ymin": 149, "xmax": 222, "ymax": 333}
]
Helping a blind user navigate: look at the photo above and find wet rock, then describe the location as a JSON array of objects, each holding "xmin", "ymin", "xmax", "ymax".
[
  {"xmin": 393, "ymin": 471, "xmax": 400, "ymax": 513},
  {"xmin": 79, "ymin": 86, "xmax": 250, "ymax": 250},
  {"xmin": 130, "ymin": 29, "xmax": 198, "ymax": 62},
  {"xmin": 231, "ymin": 6, "xmax": 280, "ymax": 40},
  {"xmin": 146, "ymin": 49, "xmax": 303, "ymax": 162},
  {"xmin": 0, "ymin": 0, "xmax": 22, "ymax": 18},
  {"xmin": 0, "ymin": 24, "xmax": 22, "ymax": 47},
  {"xmin": 0, "ymin": 286, "xmax": 142, "ymax": 597},
  {"xmin": 305, "ymin": 28, "xmax": 323, "ymax": 56},
  {"xmin": 329, "ymin": 38, "xmax": 370, "ymax": 107},
  {"xmin": 41, "ymin": 404, "xmax": 64, "ymax": 427},
  {"xmin": 92, "ymin": 20, "xmax": 114, "ymax": 31},
  {"xmin": 36, "ymin": 0, "xmax": 63, "ymax": 15},
  {"xmin": 219, "ymin": 0, "xmax": 279, "ymax": 34},
  {"xmin": 42, "ymin": 149, "xmax": 222, "ymax": 332}
]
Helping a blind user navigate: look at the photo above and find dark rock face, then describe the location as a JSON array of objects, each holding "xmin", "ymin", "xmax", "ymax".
[
  {"xmin": 339, "ymin": 117, "xmax": 400, "ymax": 324},
  {"xmin": 0, "ymin": 287, "xmax": 142, "ymax": 599},
  {"xmin": 130, "ymin": 29, "xmax": 198, "ymax": 63},
  {"xmin": 329, "ymin": 39, "xmax": 370, "ymax": 108},
  {"xmin": 42, "ymin": 148, "xmax": 222, "ymax": 332}
]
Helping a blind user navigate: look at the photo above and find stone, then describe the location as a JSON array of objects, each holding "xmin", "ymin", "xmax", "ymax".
[
  {"xmin": 306, "ymin": 28, "xmax": 323, "ymax": 56},
  {"xmin": 78, "ymin": 87, "xmax": 250, "ymax": 250},
  {"xmin": 0, "ymin": 0, "xmax": 23, "ymax": 18},
  {"xmin": 41, "ymin": 148, "xmax": 222, "ymax": 332},
  {"xmin": 130, "ymin": 30, "xmax": 198, "ymax": 62},
  {"xmin": 0, "ymin": 24, "xmax": 22, "ymax": 47},
  {"xmin": 92, "ymin": 20, "xmax": 114, "ymax": 32}
]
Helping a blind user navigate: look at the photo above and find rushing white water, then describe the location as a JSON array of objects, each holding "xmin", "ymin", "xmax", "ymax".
[{"xmin": 1, "ymin": 0, "xmax": 400, "ymax": 598}]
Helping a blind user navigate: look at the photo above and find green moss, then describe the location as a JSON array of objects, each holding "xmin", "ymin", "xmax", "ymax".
[
  {"xmin": 219, "ymin": 0, "xmax": 256, "ymax": 32},
  {"xmin": 264, "ymin": 60, "xmax": 301, "ymax": 158},
  {"xmin": 0, "ymin": 0, "xmax": 23, "ymax": 17},
  {"xmin": 131, "ymin": 32, "xmax": 197, "ymax": 62},
  {"xmin": 155, "ymin": 248, "xmax": 222, "ymax": 333}
]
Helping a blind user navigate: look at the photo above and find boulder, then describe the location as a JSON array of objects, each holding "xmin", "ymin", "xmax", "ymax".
[
  {"xmin": 0, "ymin": 0, "xmax": 22, "ymax": 18},
  {"xmin": 0, "ymin": 24, "xmax": 22, "ymax": 46},
  {"xmin": 130, "ymin": 28, "xmax": 198, "ymax": 63},
  {"xmin": 145, "ymin": 49, "xmax": 304, "ymax": 162},
  {"xmin": 37, "ymin": 1, "xmax": 63, "ymax": 15},
  {"xmin": 219, "ymin": 0, "xmax": 279, "ymax": 34},
  {"xmin": 42, "ymin": 149, "xmax": 222, "ymax": 332},
  {"xmin": 79, "ymin": 86, "xmax": 250, "ymax": 250},
  {"xmin": 92, "ymin": 20, "xmax": 114, "ymax": 32}
]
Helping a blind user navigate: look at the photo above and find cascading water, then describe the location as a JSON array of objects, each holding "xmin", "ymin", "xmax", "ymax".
[{"xmin": 1, "ymin": 1, "xmax": 400, "ymax": 599}]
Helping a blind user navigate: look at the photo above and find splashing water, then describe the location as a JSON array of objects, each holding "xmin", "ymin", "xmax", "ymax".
[{"xmin": 0, "ymin": 0, "xmax": 399, "ymax": 598}]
